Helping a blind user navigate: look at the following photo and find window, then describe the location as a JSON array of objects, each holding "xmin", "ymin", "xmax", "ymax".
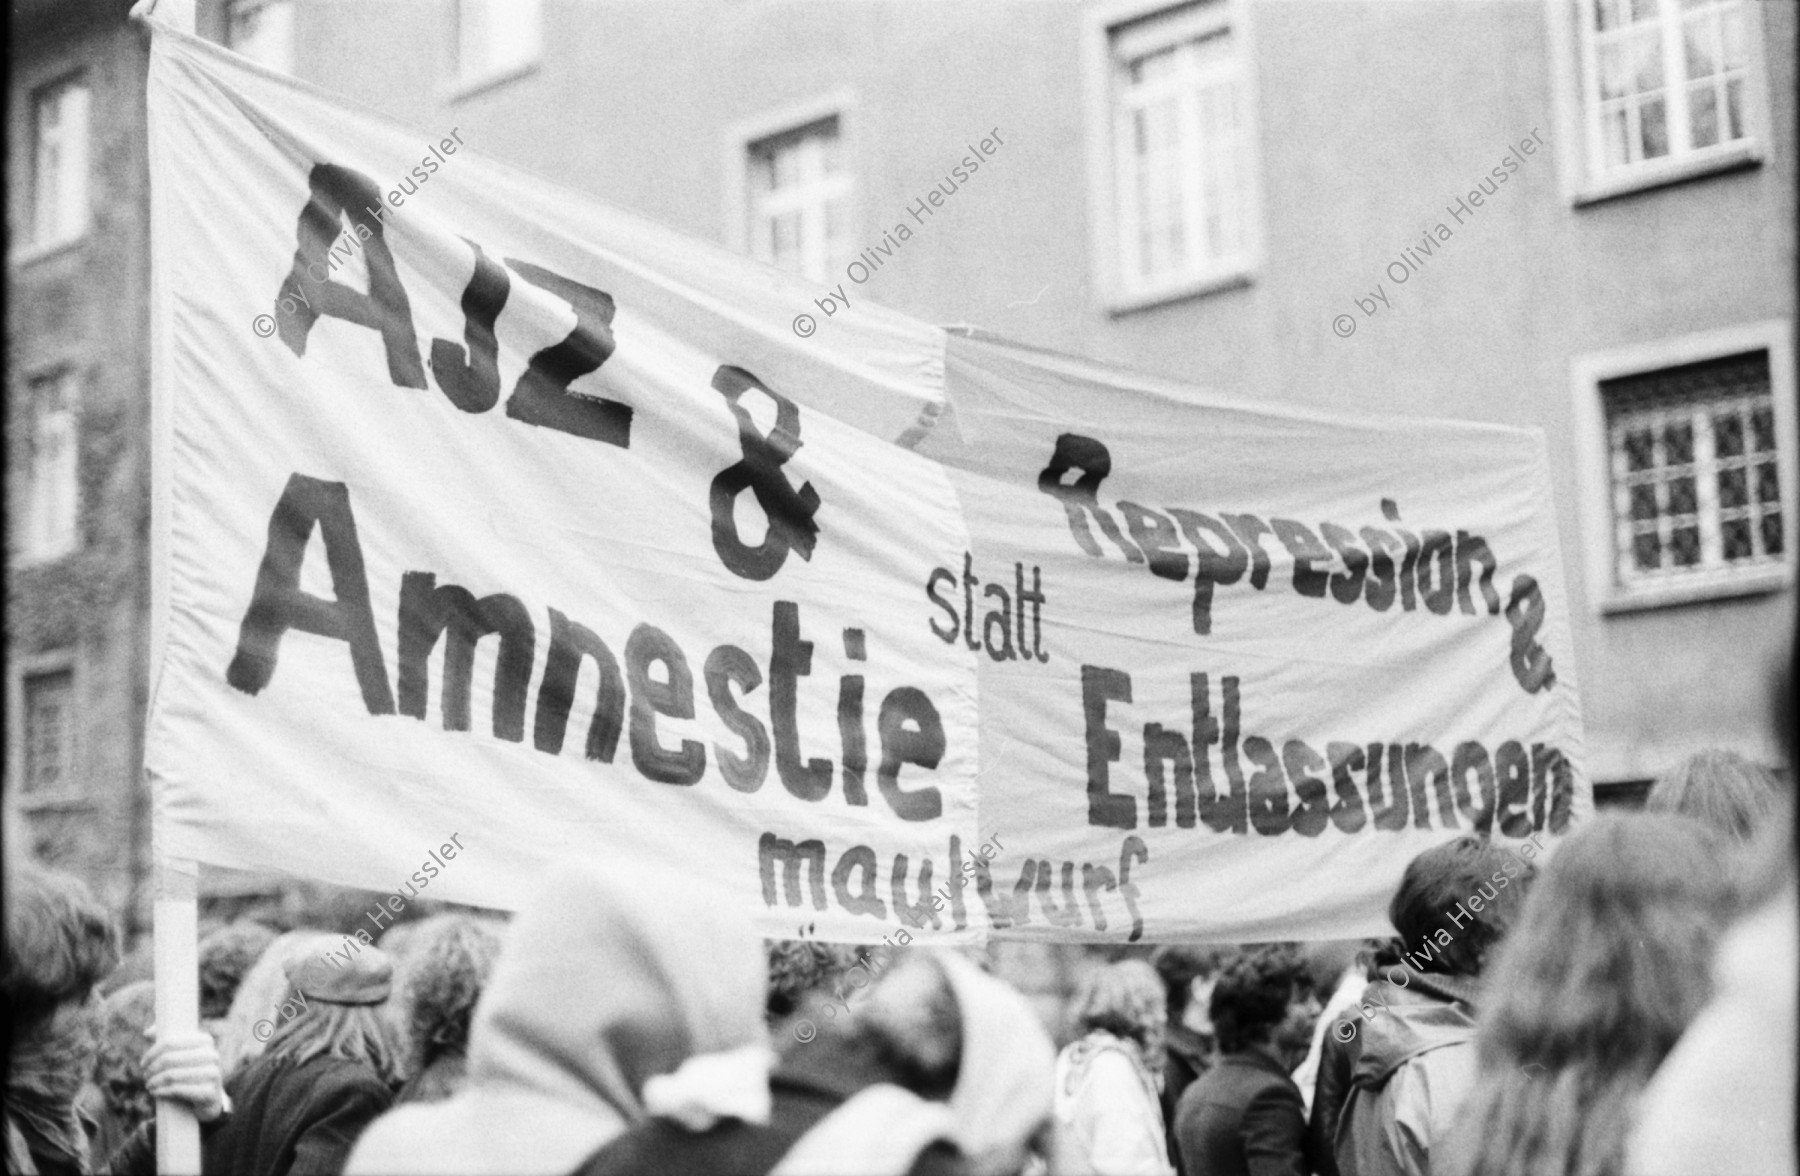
[
  {"xmin": 1571, "ymin": 323, "xmax": 1795, "ymax": 612},
  {"xmin": 745, "ymin": 117, "xmax": 852, "ymax": 284},
  {"xmin": 22, "ymin": 671, "xmax": 75, "ymax": 796},
  {"xmin": 23, "ymin": 371, "xmax": 80, "ymax": 562},
  {"xmin": 1095, "ymin": 1, "xmax": 1258, "ymax": 309},
  {"xmin": 1603, "ymin": 352, "xmax": 1781, "ymax": 588},
  {"xmin": 456, "ymin": 0, "xmax": 542, "ymax": 91},
  {"xmin": 226, "ymin": 0, "xmax": 295, "ymax": 73},
  {"xmin": 1552, "ymin": 0, "xmax": 1769, "ymax": 201},
  {"xmin": 1582, "ymin": 0, "xmax": 1750, "ymax": 171},
  {"xmin": 31, "ymin": 76, "xmax": 90, "ymax": 249}
]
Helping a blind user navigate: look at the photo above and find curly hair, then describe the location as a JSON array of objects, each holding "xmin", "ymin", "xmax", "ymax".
[
  {"xmin": 1443, "ymin": 813, "xmax": 1737, "ymax": 1176},
  {"xmin": 764, "ymin": 939, "xmax": 869, "ymax": 1020},
  {"xmin": 1070, "ymin": 959, "xmax": 1167, "ymax": 1052},
  {"xmin": 1209, "ymin": 945, "xmax": 1306, "ymax": 1055},
  {"xmin": 1149, "ymin": 944, "xmax": 1228, "ymax": 1021},
  {"xmin": 2, "ymin": 865, "xmax": 121, "ymax": 1030},
  {"xmin": 198, "ymin": 922, "xmax": 278, "ymax": 1022},
  {"xmin": 398, "ymin": 914, "xmax": 504, "ymax": 1076}
]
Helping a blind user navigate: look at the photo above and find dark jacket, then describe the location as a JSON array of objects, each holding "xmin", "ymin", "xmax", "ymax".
[
  {"xmin": 1173, "ymin": 1049, "xmax": 1308, "ymax": 1176},
  {"xmin": 109, "ymin": 1052, "xmax": 393, "ymax": 1176},
  {"xmin": 1334, "ymin": 969, "xmax": 1480, "ymax": 1176},
  {"xmin": 572, "ymin": 1034, "xmax": 964, "ymax": 1176},
  {"xmin": 1307, "ymin": 1009, "xmax": 1361, "ymax": 1176},
  {"xmin": 1161, "ymin": 1023, "xmax": 1214, "ymax": 1176}
]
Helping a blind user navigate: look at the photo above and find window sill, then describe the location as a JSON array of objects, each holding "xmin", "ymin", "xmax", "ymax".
[
  {"xmin": 8, "ymin": 234, "xmax": 87, "ymax": 270},
  {"xmin": 446, "ymin": 60, "xmax": 540, "ymax": 103},
  {"xmin": 1104, "ymin": 265, "xmax": 1254, "ymax": 316},
  {"xmin": 1597, "ymin": 565, "xmax": 1790, "ymax": 615},
  {"xmin": 1572, "ymin": 141, "xmax": 1763, "ymax": 208}
]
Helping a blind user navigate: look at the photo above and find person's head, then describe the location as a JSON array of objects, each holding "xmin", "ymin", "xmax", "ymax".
[
  {"xmin": 765, "ymin": 938, "xmax": 872, "ymax": 1029},
  {"xmin": 92, "ymin": 980, "xmax": 158, "ymax": 1130},
  {"xmin": 461, "ymin": 855, "xmax": 769, "ymax": 1170},
  {"xmin": 3, "ymin": 865, "xmax": 121, "ymax": 1036},
  {"xmin": 1646, "ymin": 749, "xmax": 1778, "ymax": 842},
  {"xmin": 198, "ymin": 921, "xmax": 278, "ymax": 1022},
  {"xmin": 1209, "ymin": 945, "xmax": 1314, "ymax": 1066},
  {"xmin": 217, "ymin": 929, "xmax": 339, "ymax": 1077},
  {"xmin": 851, "ymin": 951, "xmax": 965, "ymax": 1100},
  {"xmin": 397, "ymin": 914, "xmax": 503, "ymax": 1085},
  {"xmin": 1149, "ymin": 944, "xmax": 1226, "ymax": 1035},
  {"xmin": 263, "ymin": 946, "xmax": 404, "ymax": 1087},
  {"xmin": 1068, "ymin": 958, "xmax": 1167, "ymax": 1059},
  {"xmin": 1389, "ymin": 834, "xmax": 1536, "ymax": 977},
  {"xmin": 1448, "ymin": 812, "xmax": 1738, "ymax": 1176}
]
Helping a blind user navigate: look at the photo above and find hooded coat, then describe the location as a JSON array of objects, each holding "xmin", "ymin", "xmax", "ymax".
[
  {"xmin": 575, "ymin": 949, "xmax": 1057, "ymax": 1176},
  {"xmin": 344, "ymin": 856, "xmax": 767, "ymax": 1176},
  {"xmin": 1333, "ymin": 969, "xmax": 1481, "ymax": 1176}
]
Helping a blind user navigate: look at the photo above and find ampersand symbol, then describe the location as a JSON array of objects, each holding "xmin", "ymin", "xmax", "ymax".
[{"xmin": 709, "ymin": 365, "xmax": 822, "ymax": 581}]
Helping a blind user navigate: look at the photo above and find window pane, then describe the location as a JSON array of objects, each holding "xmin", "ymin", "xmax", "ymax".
[
  {"xmin": 1683, "ymin": 16, "xmax": 1720, "ymax": 79},
  {"xmin": 1630, "ymin": 30, "xmax": 1664, "ymax": 90},
  {"xmin": 1762, "ymin": 513, "xmax": 1785, "ymax": 555},
  {"xmin": 1721, "ymin": 517, "xmax": 1754, "ymax": 560},
  {"xmin": 1724, "ymin": 77, "xmax": 1745, "ymax": 140},
  {"xmin": 1667, "ymin": 475, "xmax": 1697, "ymax": 514},
  {"xmin": 1639, "ymin": 98, "xmax": 1669, "ymax": 158},
  {"xmin": 1714, "ymin": 411, "xmax": 1745, "ymax": 456},
  {"xmin": 1670, "ymin": 524, "xmax": 1702, "ymax": 566},
  {"xmin": 1594, "ymin": 0, "xmax": 1622, "ymax": 32},
  {"xmin": 1755, "ymin": 461, "xmax": 1780, "ymax": 504},
  {"xmin": 1720, "ymin": 9, "xmax": 1746, "ymax": 67},
  {"xmin": 1718, "ymin": 466, "xmax": 1748, "ymax": 508},
  {"xmin": 1689, "ymin": 85, "xmax": 1719, "ymax": 148},
  {"xmin": 1633, "ymin": 530, "xmax": 1663, "ymax": 570}
]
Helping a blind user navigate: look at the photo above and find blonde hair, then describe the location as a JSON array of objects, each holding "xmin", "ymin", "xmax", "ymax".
[
  {"xmin": 1069, "ymin": 959, "xmax": 1166, "ymax": 1051},
  {"xmin": 217, "ymin": 929, "xmax": 336, "ymax": 1077},
  {"xmin": 1646, "ymin": 749, "xmax": 1778, "ymax": 841}
]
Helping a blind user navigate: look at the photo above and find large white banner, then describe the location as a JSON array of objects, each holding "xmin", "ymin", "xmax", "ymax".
[{"xmin": 145, "ymin": 24, "xmax": 1587, "ymax": 944}]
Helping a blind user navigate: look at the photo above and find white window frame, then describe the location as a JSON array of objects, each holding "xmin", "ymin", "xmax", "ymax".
[
  {"xmin": 1570, "ymin": 320, "xmax": 1796, "ymax": 613},
  {"xmin": 722, "ymin": 91, "xmax": 857, "ymax": 284},
  {"xmin": 225, "ymin": 0, "xmax": 297, "ymax": 74},
  {"xmin": 28, "ymin": 73, "xmax": 91, "ymax": 252},
  {"xmin": 21, "ymin": 368, "xmax": 82, "ymax": 565},
  {"xmin": 1545, "ymin": 0, "xmax": 1773, "ymax": 206},
  {"xmin": 450, "ymin": 0, "xmax": 543, "ymax": 99},
  {"xmin": 6, "ymin": 655, "xmax": 80, "ymax": 808},
  {"xmin": 1083, "ymin": 0, "xmax": 1263, "ymax": 314}
]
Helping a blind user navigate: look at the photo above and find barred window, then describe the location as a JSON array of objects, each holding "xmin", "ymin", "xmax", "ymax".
[
  {"xmin": 1603, "ymin": 350, "xmax": 1781, "ymax": 589},
  {"xmin": 24, "ymin": 670, "xmax": 75, "ymax": 795}
]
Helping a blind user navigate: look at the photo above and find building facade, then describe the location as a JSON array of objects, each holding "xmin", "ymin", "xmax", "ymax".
[
  {"xmin": 6, "ymin": 0, "xmax": 1794, "ymax": 934},
  {"xmin": 6, "ymin": 0, "xmax": 154, "ymax": 930}
]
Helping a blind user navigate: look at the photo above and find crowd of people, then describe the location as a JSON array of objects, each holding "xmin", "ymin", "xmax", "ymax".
[{"xmin": 4, "ymin": 714, "xmax": 1794, "ymax": 1174}]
